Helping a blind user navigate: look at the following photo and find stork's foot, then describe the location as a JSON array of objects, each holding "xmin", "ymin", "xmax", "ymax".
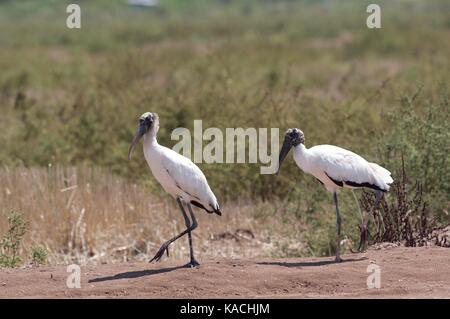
[
  {"xmin": 357, "ymin": 223, "xmax": 370, "ymax": 252},
  {"xmin": 335, "ymin": 255, "xmax": 343, "ymax": 263},
  {"xmin": 149, "ymin": 242, "xmax": 170, "ymax": 263},
  {"xmin": 185, "ymin": 259, "xmax": 200, "ymax": 268}
]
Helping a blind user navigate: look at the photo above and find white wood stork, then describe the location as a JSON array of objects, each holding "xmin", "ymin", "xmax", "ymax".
[
  {"xmin": 128, "ymin": 112, "xmax": 221, "ymax": 267},
  {"xmin": 277, "ymin": 128, "xmax": 393, "ymax": 262}
]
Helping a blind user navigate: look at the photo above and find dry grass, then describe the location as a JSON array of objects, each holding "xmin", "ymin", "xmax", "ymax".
[{"xmin": 0, "ymin": 166, "xmax": 306, "ymax": 266}]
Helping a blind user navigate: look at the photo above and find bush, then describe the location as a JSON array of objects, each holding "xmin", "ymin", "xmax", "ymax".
[
  {"xmin": 360, "ymin": 159, "xmax": 437, "ymax": 246},
  {"xmin": 380, "ymin": 94, "xmax": 450, "ymax": 222},
  {"xmin": 31, "ymin": 245, "xmax": 48, "ymax": 266},
  {"xmin": 0, "ymin": 211, "xmax": 29, "ymax": 268}
]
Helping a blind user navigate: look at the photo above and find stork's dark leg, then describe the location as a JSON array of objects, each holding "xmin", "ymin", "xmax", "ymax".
[
  {"xmin": 333, "ymin": 192, "xmax": 343, "ymax": 262},
  {"xmin": 185, "ymin": 203, "xmax": 200, "ymax": 268},
  {"xmin": 357, "ymin": 190, "xmax": 382, "ymax": 252},
  {"xmin": 149, "ymin": 197, "xmax": 198, "ymax": 264},
  {"xmin": 176, "ymin": 198, "xmax": 195, "ymax": 264}
]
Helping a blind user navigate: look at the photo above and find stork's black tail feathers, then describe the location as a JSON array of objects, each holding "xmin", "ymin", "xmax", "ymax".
[
  {"xmin": 190, "ymin": 200, "xmax": 222, "ymax": 216},
  {"xmin": 211, "ymin": 202, "xmax": 222, "ymax": 216}
]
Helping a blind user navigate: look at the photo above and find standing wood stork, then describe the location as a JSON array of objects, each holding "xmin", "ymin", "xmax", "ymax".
[
  {"xmin": 277, "ymin": 128, "xmax": 393, "ymax": 262},
  {"xmin": 128, "ymin": 112, "xmax": 221, "ymax": 268}
]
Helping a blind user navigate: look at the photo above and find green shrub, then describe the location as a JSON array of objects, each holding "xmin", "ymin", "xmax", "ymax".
[
  {"xmin": 0, "ymin": 211, "xmax": 29, "ymax": 268},
  {"xmin": 31, "ymin": 245, "xmax": 48, "ymax": 266},
  {"xmin": 380, "ymin": 94, "xmax": 450, "ymax": 222}
]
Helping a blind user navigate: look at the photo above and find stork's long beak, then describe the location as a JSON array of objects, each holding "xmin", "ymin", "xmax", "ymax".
[
  {"xmin": 277, "ymin": 136, "xmax": 293, "ymax": 175},
  {"xmin": 128, "ymin": 123, "xmax": 147, "ymax": 160}
]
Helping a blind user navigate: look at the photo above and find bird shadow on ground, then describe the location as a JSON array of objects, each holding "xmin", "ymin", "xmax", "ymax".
[
  {"xmin": 257, "ymin": 257, "xmax": 367, "ymax": 268},
  {"xmin": 88, "ymin": 265, "xmax": 185, "ymax": 283}
]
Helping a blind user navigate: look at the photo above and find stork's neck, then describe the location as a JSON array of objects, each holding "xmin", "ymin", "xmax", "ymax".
[
  {"xmin": 294, "ymin": 143, "xmax": 309, "ymax": 155},
  {"xmin": 293, "ymin": 143, "xmax": 312, "ymax": 171},
  {"xmin": 143, "ymin": 129, "xmax": 159, "ymax": 150}
]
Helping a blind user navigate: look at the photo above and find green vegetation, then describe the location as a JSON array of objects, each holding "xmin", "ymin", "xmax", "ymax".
[
  {"xmin": 0, "ymin": 212, "xmax": 49, "ymax": 267},
  {"xmin": 0, "ymin": 212, "xmax": 29, "ymax": 267},
  {"xmin": 0, "ymin": 0, "xmax": 448, "ymax": 259},
  {"xmin": 31, "ymin": 245, "xmax": 48, "ymax": 266}
]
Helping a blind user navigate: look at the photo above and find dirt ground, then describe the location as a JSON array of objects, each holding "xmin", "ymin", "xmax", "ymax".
[{"xmin": 0, "ymin": 246, "xmax": 448, "ymax": 298}]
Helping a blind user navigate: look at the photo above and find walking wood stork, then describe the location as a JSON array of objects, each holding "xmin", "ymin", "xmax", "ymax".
[
  {"xmin": 277, "ymin": 128, "xmax": 393, "ymax": 262},
  {"xmin": 128, "ymin": 112, "xmax": 221, "ymax": 267}
]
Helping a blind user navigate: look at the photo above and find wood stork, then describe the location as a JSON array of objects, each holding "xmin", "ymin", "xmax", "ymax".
[
  {"xmin": 128, "ymin": 112, "xmax": 221, "ymax": 268},
  {"xmin": 277, "ymin": 128, "xmax": 393, "ymax": 262}
]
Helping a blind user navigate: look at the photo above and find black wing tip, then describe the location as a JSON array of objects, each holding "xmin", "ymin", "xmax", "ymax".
[
  {"xmin": 324, "ymin": 172, "xmax": 388, "ymax": 192},
  {"xmin": 344, "ymin": 180, "xmax": 388, "ymax": 192},
  {"xmin": 190, "ymin": 200, "xmax": 222, "ymax": 216}
]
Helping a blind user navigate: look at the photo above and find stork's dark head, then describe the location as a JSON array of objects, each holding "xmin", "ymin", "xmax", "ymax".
[
  {"xmin": 128, "ymin": 112, "xmax": 159, "ymax": 160},
  {"xmin": 284, "ymin": 128, "xmax": 304, "ymax": 147},
  {"xmin": 277, "ymin": 128, "xmax": 305, "ymax": 174}
]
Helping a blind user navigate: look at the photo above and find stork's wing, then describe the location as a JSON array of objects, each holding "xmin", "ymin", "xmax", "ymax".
[
  {"xmin": 160, "ymin": 147, "xmax": 219, "ymax": 211},
  {"xmin": 310, "ymin": 145, "xmax": 392, "ymax": 191}
]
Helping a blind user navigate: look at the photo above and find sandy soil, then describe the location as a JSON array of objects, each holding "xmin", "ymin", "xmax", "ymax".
[{"xmin": 0, "ymin": 247, "xmax": 448, "ymax": 298}]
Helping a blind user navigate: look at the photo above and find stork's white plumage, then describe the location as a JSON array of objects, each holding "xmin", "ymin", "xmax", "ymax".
[
  {"xmin": 128, "ymin": 112, "xmax": 221, "ymax": 267},
  {"xmin": 293, "ymin": 144, "xmax": 393, "ymax": 193},
  {"xmin": 278, "ymin": 128, "xmax": 393, "ymax": 262}
]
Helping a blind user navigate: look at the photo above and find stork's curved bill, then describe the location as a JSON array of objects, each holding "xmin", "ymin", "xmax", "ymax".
[
  {"xmin": 128, "ymin": 117, "xmax": 151, "ymax": 160},
  {"xmin": 277, "ymin": 134, "xmax": 294, "ymax": 174}
]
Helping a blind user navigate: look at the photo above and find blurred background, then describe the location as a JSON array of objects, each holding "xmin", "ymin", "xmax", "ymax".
[{"xmin": 0, "ymin": 0, "xmax": 449, "ymax": 266}]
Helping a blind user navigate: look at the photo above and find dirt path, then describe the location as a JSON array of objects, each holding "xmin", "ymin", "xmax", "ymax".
[{"xmin": 0, "ymin": 247, "xmax": 448, "ymax": 298}]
